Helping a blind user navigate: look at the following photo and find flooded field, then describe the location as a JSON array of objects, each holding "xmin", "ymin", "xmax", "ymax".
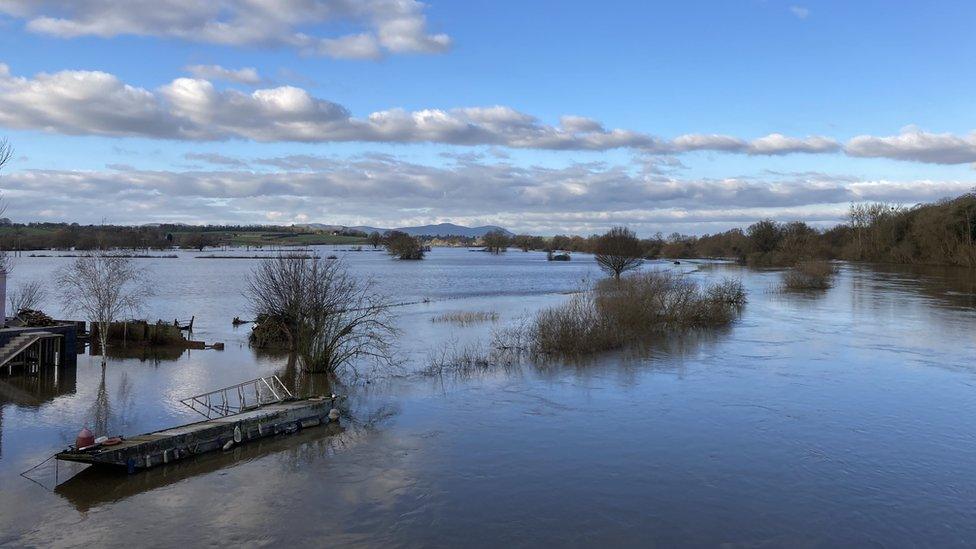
[{"xmin": 1, "ymin": 248, "xmax": 975, "ymax": 547}]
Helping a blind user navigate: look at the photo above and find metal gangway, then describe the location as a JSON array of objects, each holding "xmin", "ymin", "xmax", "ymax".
[{"xmin": 179, "ymin": 375, "xmax": 294, "ymax": 419}]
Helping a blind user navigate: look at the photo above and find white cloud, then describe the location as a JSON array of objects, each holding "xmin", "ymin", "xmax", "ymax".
[
  {"xmin": 0, "ymin": 63, "xmax": 853, "ymax": 156},
  {"xmin": 790, "ymin": 6, "xmax": 810, "ymax": 19},
  {"xmin": 845, "ymin": 127, "xmax": 976, "ymax": 164},
  {"xmin": 4, "ymin": 64, "xmax": 976, "ymax": 166},
  {"xmin": 560, "ymin": 115, "xmax": 605, "ymax": 133},
  {"xmin": 0, "ymin": 64, "xmax": 177, "ymax": 137},
  {"xmin": 2, "ymin": 156, "xmax": 970, "ymax": 233},
  {"xmin": 671, "ymin": 133, "xmax": 840, "ymax": 155},
  {"xmin": 185, "ymin": 65, "xmax": 262, "ymax": 85},
  {"xmin": 0, "ymin": 0, "xmax": 451, "ymax": 59},
  {"xmin": 747, "ymin": 133, "xmax": 839, "ymax": 155},
  {"xmin": 672, "ymin": 133, "xmax": 747, "ymax": 153}
]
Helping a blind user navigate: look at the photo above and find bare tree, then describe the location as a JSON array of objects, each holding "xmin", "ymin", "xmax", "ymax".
[
  {"xmin": 8, "ymin": 279, "xmax": 46, "ymax": 313},
  {"xmin": 367, "ymin": 231, "xmax": 383, "ymax": 249},
  {"xmin": 0, "ymin": 193, "xmax": 8, "ymax": 274},
  {"xmin": 0, "ymin": 138, "xmax": 12, "ymax": 274},
  {"xmin": 57, "ymin": 254, "xmax": 154, "ymax": 364},
  {"xmin": 246, "ymin": 256, "xmax": 397, "ymax": 375},
  {"xmin": 0, "ymin": 138, "xmax": 11, "ymax": 174},
  {"xmin": 848, "ymin": 203, "xmax": 869, "ymax": 260},
  {"xmin": 594, "ymin": 227, "xmax": 643, "ymax": 280}
]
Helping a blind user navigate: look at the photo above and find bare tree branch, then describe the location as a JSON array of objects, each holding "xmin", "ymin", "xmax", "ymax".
[
  {"xmin": 0, "ymin": 138, "xmax": 12, "ymax": 273},
  {"xmin": 246, "ymin": 255, "xmax": 398, "ymax": 376},
  {"xmin": 0, "ymin": 137, "xmax": 11, "ymax": 180},
  {"xmin": 8, "ymin": 279, "xmax": 46, "ymax": 313},
  {"xmin": 57, "ymin": 253, "xmax": 154, "ymax": 364}
]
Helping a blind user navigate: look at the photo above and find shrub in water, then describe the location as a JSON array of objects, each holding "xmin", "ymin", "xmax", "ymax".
[
  {"xmin": 530, "ymin": 271, "xmax": 745, "ymax": 356},
  {"xmin": 781, "ymin": 260, "xmax": 837, "ymax": 290}
]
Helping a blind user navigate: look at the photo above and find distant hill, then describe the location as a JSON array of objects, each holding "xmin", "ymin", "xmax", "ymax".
[{"xmin": 301, "ymin": 222, "xmax": 512, "ymax": 238}]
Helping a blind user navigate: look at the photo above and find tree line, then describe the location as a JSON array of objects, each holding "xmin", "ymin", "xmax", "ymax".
[
  {"xmin": 1, "ymin": 192, "xmax": 973, "ymax": 267},
  {"xmin": 504, "ymin": 192, "xmax": 975, "ymax": 268}
]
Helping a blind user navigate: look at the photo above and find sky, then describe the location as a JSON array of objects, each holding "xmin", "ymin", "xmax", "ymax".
[{"xmin": 0, "ymin": 0, "xmax": 974, "ymax": 235}]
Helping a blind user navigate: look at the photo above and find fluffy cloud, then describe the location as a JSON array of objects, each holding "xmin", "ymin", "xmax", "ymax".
[
  {"xmin": 2, "ymin": 155, "xmax": 970, "ymax": 232},
  {"xmin": 671, "ymin": 133, "xmax": 840, "ymax": 155},
  {"xmin": 3, "ymin": 64, "xmax": 976, "ymax": 165},
  {"xmin": 0, "ymin": 64, "xmax": 177, "ymax": 137},
  {"xmin": 0, "ymin": 63, "xmax": 850, "ymax": 156},
  {"xmin": 184, "ymin": 65, "xmax": 262, "ymax": 85},
  {"xmin": 845, "ymin": 127, "xmax": 976, "ymax": 164},
  {"xmin": 747, "ymin": 133, "xmax": 839, "ymax": 155},
  {"xmin": 0, "ymin": 0, "xmax": 451, "ymax": 59}
]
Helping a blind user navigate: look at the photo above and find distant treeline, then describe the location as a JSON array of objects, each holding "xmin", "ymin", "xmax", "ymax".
[
  {"xmin": 1, "ymin": 192, "xmax": 973, "ymax": 267},
  {"xmin": 528, "ymin": 192, "xmax": 976, "ymax": 268},
  {"xmin": 0, "ymin": 223, "xmax": 364, "ymax": 250}
]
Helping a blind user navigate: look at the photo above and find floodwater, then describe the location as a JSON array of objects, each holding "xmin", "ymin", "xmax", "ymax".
[{"xmin": 1, "ymin": 248, "xmax": 974, "ymax": 547}]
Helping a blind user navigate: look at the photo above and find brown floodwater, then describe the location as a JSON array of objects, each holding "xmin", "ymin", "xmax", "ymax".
[{"xmin": 1, "ymin": 248, "xmax": 974, "ymax": 547}]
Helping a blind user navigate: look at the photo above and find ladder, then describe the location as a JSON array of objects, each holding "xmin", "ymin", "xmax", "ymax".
[
  {"xmin": 0, "ymin": 332, "xmax": 55, "ymax": 370},
  {"xmin": 179, "ymin": 375, "xmax": 294, "ymax": 419}
]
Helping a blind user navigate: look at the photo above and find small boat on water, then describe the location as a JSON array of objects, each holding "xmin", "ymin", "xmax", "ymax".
[{"xmin": 56, "ymin": 376, "xmax": 339, "ymax": 474}]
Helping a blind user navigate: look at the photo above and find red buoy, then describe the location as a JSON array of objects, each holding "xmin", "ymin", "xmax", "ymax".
[{"xmin": 76, "ymin": 427, "xmax": 95, "ymax": 449}]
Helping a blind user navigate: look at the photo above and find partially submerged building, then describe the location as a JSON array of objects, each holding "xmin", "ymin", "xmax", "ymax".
[{"xmin": 0, "ymin": 269, "xmax": 80, "ymax": 375}]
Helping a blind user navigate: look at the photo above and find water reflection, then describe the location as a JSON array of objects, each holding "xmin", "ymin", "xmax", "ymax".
[
  {"xmin": 53, "ymin": 399, "xmax": 399, "ymax": 514},
  {"xmin": 255, "ymin": 349, "xmax": 339, "ymax": 398},
  {"xmin": 100, "ymin": 344, "xmax": 188, "ymax": 363},
  {"xmin": 0, "ymin": 362, "xmax": 77, "ymax": 407},
  {"xmin": 55, "ymin": 422, "xmax": 346, "ymax": 513},
  {"xmin": 85, "ymin": 366, "xmax": 134, "ymax": 438},
  {"xmin": 851, "ymin": 262, "xmax": 976, "ymax": 311}
]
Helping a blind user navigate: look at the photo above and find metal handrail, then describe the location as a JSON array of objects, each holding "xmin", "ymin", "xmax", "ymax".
[{"xmin": 179, "ymin": 375, "xmax": 294, "ymax": 419}]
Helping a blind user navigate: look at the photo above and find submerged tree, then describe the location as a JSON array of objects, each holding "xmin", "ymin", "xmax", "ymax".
[
  {"xmin": 246, "ymin": 255, "xmax": 397, "ymax": 375},
  {"xmin": 384, "ymin": 230, "xmax": 425, "ymax": 260},
  {"xmin": 482, "ymin": 230, "xmax": 510, "ymax": 254},
  {"xmin": 179, "ymin": 232, "xmax": 218, "ymax": 251},
  {"xmin": 594, "ymin": 227, "xmax": 643, "ymax": 280},
  {"xmin": 57, "ymin": 254, "xmax": 153, "ymax": 364},
  {"xmin": 367, "ymin": 231, "xmax": 383, "ymax": 249}
]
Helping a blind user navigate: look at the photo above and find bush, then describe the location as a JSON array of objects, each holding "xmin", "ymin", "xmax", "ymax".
[
  {"xmin": 530, "ymin": 271, "xmax": 745, "ymax": 356},
  {"xmin": 384, "ymin": 231, "xmax": 425, "ymax": 260},
  {"xmin": 781, "ymin": 260, "xmax": 837, "ymax": 290}
]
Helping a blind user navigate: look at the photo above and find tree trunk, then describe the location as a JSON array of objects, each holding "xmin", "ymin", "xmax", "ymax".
[{"xmin": 98, "ymin": 322, "xmax": 109, "ymax": 365}]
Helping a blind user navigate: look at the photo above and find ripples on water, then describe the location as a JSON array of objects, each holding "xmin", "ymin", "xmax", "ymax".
[{"xmin": 1, "ymin": 248, "xmax": 975, "ymax": 547}]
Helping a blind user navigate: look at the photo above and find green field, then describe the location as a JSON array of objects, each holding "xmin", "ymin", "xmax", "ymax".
[
  {"xmin": 170, "ymin": 231, "xmax": 368, "ymax": 247},
  {"xmin": 0, "ymin": 225, "xmax": 369, "ymax": 249}
]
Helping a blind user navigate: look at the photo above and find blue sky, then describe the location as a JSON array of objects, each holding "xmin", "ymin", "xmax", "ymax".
[{"xmin": 0, "ymin": 0, "xmax": 974, "ymax": 234}]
